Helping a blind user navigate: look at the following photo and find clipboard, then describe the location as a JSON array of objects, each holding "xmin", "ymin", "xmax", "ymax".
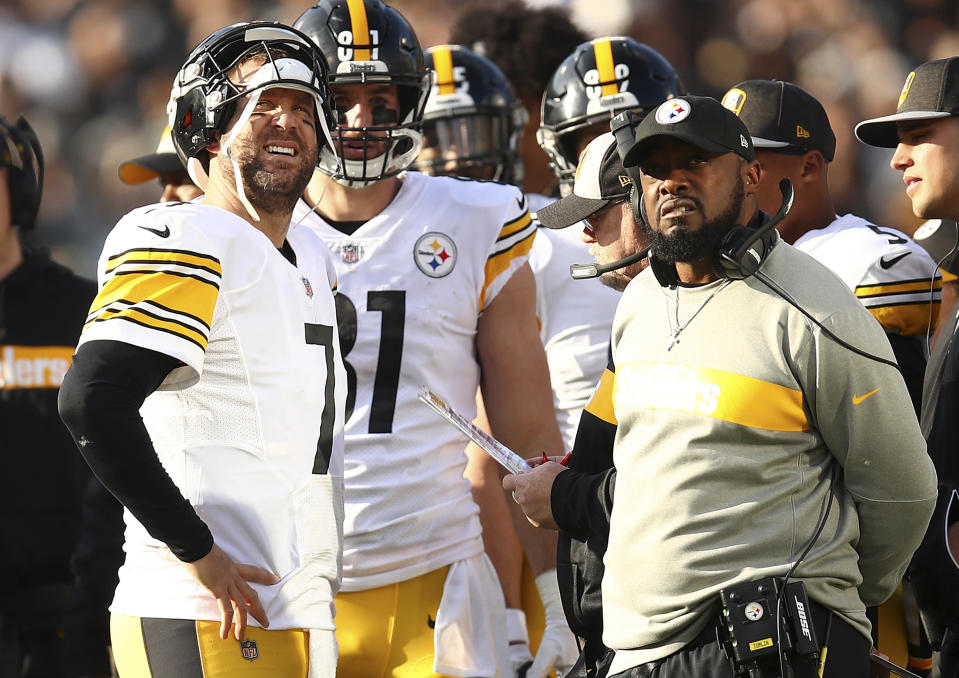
[{"xmin": 417, "ymin": 387, "xmax": 532, "ymax": 475}]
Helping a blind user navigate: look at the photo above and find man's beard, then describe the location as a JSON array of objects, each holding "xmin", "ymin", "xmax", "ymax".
[
  {"xmin": 224, "ymin": 135, "xmax": 318, "ymax": 215},
  {"xmin": 642, "ymin": 177, "xmax": 745, "ymax": 264}
]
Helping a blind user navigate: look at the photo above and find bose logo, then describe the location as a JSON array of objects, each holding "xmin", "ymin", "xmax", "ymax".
[{"xmin": 793, "ymin": 597, "xmax": 812, "ymax": 642}]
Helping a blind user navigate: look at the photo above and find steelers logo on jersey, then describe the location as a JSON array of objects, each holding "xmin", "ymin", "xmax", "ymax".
[{"xmin": 414, "ymin": 232, "xmax": 457, "ymax": 278}]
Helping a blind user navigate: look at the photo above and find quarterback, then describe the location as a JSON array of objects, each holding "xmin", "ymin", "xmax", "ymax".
[
  {"xmin": 59, "ymin": 22, "xmax": 346, "ymax": 678},
  {"xmin": 293, "ymin": 1, "xmax": 565, "ymax": 676}
]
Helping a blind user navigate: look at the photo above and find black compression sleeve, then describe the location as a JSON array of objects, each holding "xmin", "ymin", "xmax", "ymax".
[{"xmin": 58, "ymin": 340, "xmax": 214, "ymax": 562}]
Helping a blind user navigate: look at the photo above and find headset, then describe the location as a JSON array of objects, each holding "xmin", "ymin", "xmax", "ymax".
[{"xmin": 578, "ymin": 109, "xmax": 901, "ymax": 372}]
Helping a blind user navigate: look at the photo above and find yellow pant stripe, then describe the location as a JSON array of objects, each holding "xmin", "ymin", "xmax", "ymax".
[
  {"xmin": 111, "ymin": 614, "xmax": 154, "ymax": 678},
  {"xmin": 111, "ymin": 614, "xmax": 310, "ymax": 678},
  {"xmin": 335, "ymin": 566, "xmax": 452, "ymax": 678}
]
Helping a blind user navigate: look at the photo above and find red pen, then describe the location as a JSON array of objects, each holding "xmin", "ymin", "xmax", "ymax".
[{"xmin": 542, "ymin": 451, "xmax": 572, "ymax": 466}]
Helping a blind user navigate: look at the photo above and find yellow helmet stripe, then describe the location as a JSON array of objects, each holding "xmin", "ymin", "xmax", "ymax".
[
  {"xmin": 347, "ymin": 0, "xmax": 371, "ymax": 61},
  {"xmin": 592, "ymin": 38, "xmax": 619, "ymax": 97},
  {"xmin": 432, "ymin": 45, "xmax": 456, "ymax": 95}
]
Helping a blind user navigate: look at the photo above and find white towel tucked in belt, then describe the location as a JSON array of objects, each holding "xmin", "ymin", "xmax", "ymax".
[{"xmin": 433, "ymin": 553, "xmax": 510, "ymax": 677}]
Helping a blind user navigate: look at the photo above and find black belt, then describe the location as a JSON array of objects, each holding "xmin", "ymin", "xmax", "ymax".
[{"xmin": 628, "ymin": 599, "xmax": 841, "ymax": 678}]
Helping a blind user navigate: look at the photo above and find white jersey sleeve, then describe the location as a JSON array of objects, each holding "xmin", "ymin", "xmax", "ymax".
[
  {"xmin": 793, "ymin": 214, "xmax": 941, "ymax": 336},
  {"xmin": 480, "ymin": 187, "xmax": 537, "ymax": 310},
  {"xmin": 80, "ymin": 202, "xmax": 222, "ymax": 385}
]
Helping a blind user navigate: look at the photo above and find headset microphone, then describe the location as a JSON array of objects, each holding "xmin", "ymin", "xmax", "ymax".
[{"xmin": 570, "ymin": 246, "xmax": 650, "ymax": 280}]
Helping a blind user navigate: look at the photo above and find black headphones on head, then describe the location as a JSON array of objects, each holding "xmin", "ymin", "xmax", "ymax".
[{"xmin": 610, "ymin": 110, "xmax": 791, "ymax": 286}]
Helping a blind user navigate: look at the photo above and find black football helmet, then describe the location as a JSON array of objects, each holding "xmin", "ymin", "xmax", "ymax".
[
  {"xmin": 413, "ymin": 45, "xmax": 527, "ymax": 184},
  {"xmin": 166, "ymin": 21, "xmax": 337, "ymax": 187},
  {"xmin": 538, "ymin": 37, "xmax": 683, "ymax": 195},
  {"xmin": 0, "ymin": 116, "xmax": 44, "ymax": 231},
  {"xmin": 294, "ymin": 0, "xmax": 431, "ymax": 185}
]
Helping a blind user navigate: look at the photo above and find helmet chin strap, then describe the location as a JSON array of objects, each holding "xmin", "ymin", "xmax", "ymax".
[{"xmin": 221, "ymin": 87, "xmax": 264, "ymax": 223}]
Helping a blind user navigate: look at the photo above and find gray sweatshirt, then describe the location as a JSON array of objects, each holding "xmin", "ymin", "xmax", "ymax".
[{"xmin": 604, "ymin": 240, "xmax": 937, "ymax": 672}]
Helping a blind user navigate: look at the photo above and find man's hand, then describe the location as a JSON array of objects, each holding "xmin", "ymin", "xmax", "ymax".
[
  {"xmin": 529, "ymin": 570, "xmax": 578, "ymax": 678},
  {"xmin": 507, "ymin": 608, "xmax": 534, "ymax": 678},
  {"xmin": 503, "ymin": 462, "xmax": 567, "ymax": 530},
  {"xmin": 179, "ymin": 542, "xmax": 280, "ymax": 640}
]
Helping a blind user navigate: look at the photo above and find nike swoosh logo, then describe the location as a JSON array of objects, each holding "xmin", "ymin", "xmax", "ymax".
[
  {"xmin": 427, "ymin": 614, "xmax": 436, "ymax": 629},
  {"xmin": 879, "ymin": 252, "xmax": 910, "ymax": 269},
  {"xmin": 852, "ymin": 387, "xmax": 880, "ymax": 405},
  {"xmin": 137, "ymin": 224, "xmax": 171, "ymax": 238}
]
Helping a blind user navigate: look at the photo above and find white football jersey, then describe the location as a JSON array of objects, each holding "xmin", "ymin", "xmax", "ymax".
[
  {"xmin": 293, "ymin": 172, "xmax": 536, "ymax": 590},
  {"xmin": 794, "ymin": 214, "xmax": 941, "ymax": 336},
  {"xmin": 527, "ymin": 193, "xmax": 621, "ymax": 450},
  {"xmin": 80, "ymin": 201, "xmax": 346, "ymax": 630}
]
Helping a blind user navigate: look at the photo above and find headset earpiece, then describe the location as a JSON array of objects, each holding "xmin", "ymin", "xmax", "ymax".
[{"xmin": 713, "ymin": 225, "xmax": 779, "ymax": 280}]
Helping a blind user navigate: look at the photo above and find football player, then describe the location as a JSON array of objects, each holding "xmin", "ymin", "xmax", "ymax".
[
  {"xmin": 415, "ymin": 43, "xmax": 619, "ymax": 678},
  {"xmin": 538, "ymin": 37, "xmax": 684, "ymax": 197},
  {"xmin": 293, "ymin": 2, "xmax": 565, "ymax": 676},
  {"xmin": 58, "ymin": 22, "xmax": 346, "ymax": 678}
]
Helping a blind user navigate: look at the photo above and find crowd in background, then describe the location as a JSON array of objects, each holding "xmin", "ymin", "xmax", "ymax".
[{"xmin": 2, "ymin": 0, "xmax": 959, "ymax": 274}]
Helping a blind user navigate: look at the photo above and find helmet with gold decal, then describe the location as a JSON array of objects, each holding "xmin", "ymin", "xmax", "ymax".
[
  {"xmin": 294, "ymin": 0, "xmax": 431, "ymax": 186},
  {"xmin": 538, "ymin": 37, "xmax": 683, "ymax": 195},
  {"xmin": 414, "ymin": 45, "xmax": 527, "ymax": 184}
]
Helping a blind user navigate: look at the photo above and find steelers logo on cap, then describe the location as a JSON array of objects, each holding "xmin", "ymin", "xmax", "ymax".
[{"xmin": 656, "ymin": 98, "xmax": 691, "ymax": 124}]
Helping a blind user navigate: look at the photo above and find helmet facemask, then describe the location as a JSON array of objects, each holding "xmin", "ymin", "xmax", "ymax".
[
  {"xmin": 167, "ymin": 23, "xmax": 338, "ymax": 218},
  {"xmin": 320, "ymin": 74, "xmax": 431, "ymax": 187}
]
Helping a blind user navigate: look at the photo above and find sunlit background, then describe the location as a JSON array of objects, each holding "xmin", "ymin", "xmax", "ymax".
[{"xmin": 3, "ymin": 0, "xmax": 955, "ymax": 277}]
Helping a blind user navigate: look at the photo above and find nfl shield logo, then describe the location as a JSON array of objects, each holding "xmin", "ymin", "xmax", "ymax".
[
  {"xmin": 301, "ymin": 276, "xmax": 313, "ymax": 298},
  {"xmin": 341, "ymin": 243, "xmax": 364, "ymax": 264},
  {"xmin": 240, "ymin": 639, "xmax": 258, "ymax": 661}
]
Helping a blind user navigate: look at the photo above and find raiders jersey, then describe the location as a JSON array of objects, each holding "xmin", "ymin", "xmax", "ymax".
[
  {"xmin": 527, "ymin": 193, "xmax": 620, "ymax": 450},
  {"xmin": 293, "ymin": 171, "xmax": 536, "ymax": 590},
  {"xmin": 793, "ymin": 214, "xmax": 941, "ymax": 336},
  {"xmin": 79, "ymin": 201, "xmax": 346, "ymax": 630}
]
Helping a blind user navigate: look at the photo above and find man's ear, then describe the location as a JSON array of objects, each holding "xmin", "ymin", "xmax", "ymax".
[
  {"xmin": 744, "ymin": 160, "xmax": 761, "ymax": 195},
  {"xmin": 799, "ymin": 150, "xmax": 826, "ymax": 182}
]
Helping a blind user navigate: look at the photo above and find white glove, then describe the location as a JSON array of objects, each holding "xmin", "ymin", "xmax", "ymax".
[
  {"xmin": 507, "ymin": 607, "xmax": 534, "ymax": 678},
  {"xmin": 528, "ymin": 570, "xmax": 579, "ymax": 678}
]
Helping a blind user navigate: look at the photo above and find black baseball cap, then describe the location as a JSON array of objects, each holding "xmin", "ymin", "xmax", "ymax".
[
  {"xmin": 618, "ymin": 95, "xmax": 754, "ymax": 169},
  {"xmin": 118, "ymin": 126, "xmax": 187, "ymax": 184},
  {"xmin": 537, "ymin": 132, "xmax": 632, "ymax": 230},
  {"xmin": 722, "ymin": 80, "xmax": 836, "ymax": 161},
  {"xmin": 855, "ymin": 57, "xmax": 959, "ymax": 148}
]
